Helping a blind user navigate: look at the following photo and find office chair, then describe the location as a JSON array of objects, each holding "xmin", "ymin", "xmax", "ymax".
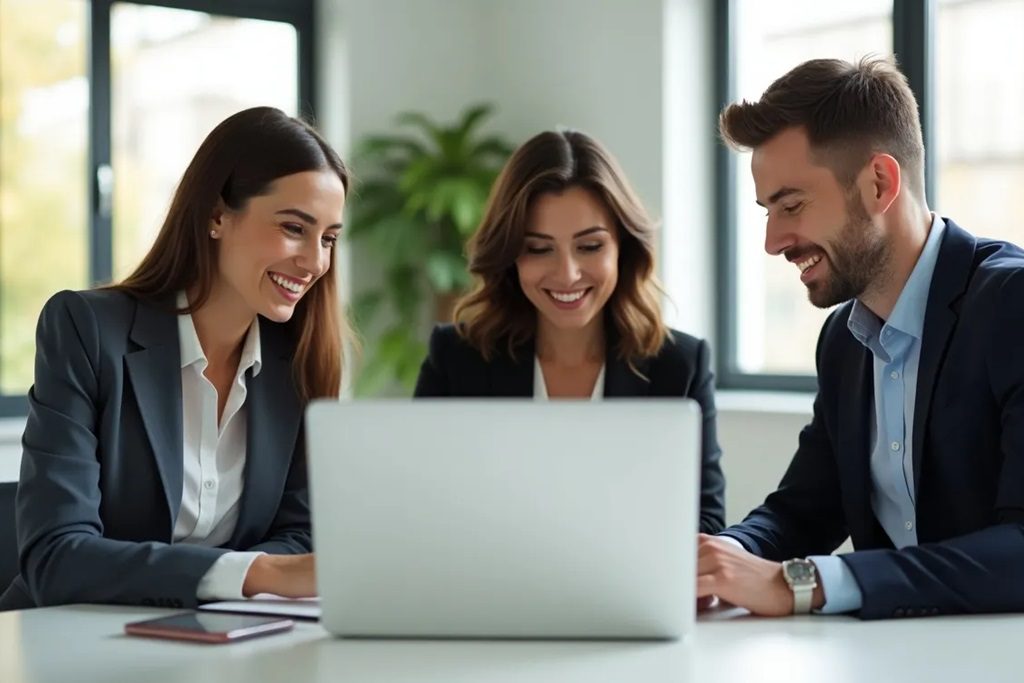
[{"xmin": 0, "ymin": 482, "xmax": 18, "ymax": 592}]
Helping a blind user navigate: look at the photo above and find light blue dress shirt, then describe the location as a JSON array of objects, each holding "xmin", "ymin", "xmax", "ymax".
[{"xmin": 809, "ymin": 214, "xmax": 946, "ymax": 614}]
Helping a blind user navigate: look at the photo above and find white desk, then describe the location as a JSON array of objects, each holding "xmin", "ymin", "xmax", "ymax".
[{"xmin": 0, "ymin": 605, "xmax": 1020, "ymax": 683}]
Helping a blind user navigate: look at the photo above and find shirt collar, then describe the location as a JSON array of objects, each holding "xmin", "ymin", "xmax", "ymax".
[
  {"xmin": 176, "ymin": 291, "xmax": 262, "ymax": 377},
  {"xmin": 848, "ymin": 213, "xmax": 945, "ymax": 345},
  {"xmin": 884, "ymin": 213, "xmax": 946, "ymax": 340}
]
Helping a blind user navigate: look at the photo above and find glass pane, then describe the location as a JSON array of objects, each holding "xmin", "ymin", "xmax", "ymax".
[
  {"xmin": 0, "ymin": 0, "xmax": 88, "ymax": 395},
  {"xmin": 110, "ymin": 3, "xmax": 298, "ymax": 279},
  {"xmin": 732, "ymin": 0, "xmax": 893, "ymax": 375},
  {"xmin": 936, "ymin": 0, "xmax": 1024, "ymax": 244}
]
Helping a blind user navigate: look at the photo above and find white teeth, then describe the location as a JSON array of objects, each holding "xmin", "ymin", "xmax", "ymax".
[
  {"xmin": 796, "ymin": 255, "xmax": 822, "ymax": 273},
  {"xmin": 269, "ymin": 273, "xmax": 304, "ymax": 294},
  {"xmin": 549, "ymin": 290, "xmax": 586, "ymax": 303}
]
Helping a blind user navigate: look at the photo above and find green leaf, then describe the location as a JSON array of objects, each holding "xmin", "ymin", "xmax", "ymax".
[
  {"xmin": 351, "ymin": 290, "xmax": 385, "ymax": 329},
  {"xmin": 425, "ymin": 251, "xmax": 466, "ymax": 293},
  {"xmin": 353, "ymin": 326, "xmax": 428, "ymax": 396},
  {"xmin": 355, "ymin": 134, "xmax": 427, "ymax": 162},
  {"xmin": 354, "ymin": 351, "xmax": 395, "ymax": 397},
  {"xmin": 421, "ymin": 178, "xmax": 484, "ymax": 230},
  {"xmin": 399, "ymin": 156, "xmax": 444, "ymax": 194},
  {"xmin": 386, "ymin": 267, "xmax": 424, "ymax": 323},
  {"xmin": 358, "ymin": 215, "xmax": 426, "ymax": 264},
  {"xmin": 395, "ymin": 111, "xmax": 443, "ymax": 145},
  {"xmin": 396, "ymin": 338, "xmax": 428, "ymax": 390},
  {"xmin": 471, "ymin": 135, "xmax": 515, "ymax": 159},
  {"xmin": 457, "ymin": 103, "xmax": 494, "ymax": 140},
  {"xmin": 450, "ymin": 182, "xmax": 486, "ymax": 235}
]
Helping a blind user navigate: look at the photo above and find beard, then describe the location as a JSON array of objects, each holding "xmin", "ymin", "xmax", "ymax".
[{"xmin": 807, "ymin": 194, "xmax": 891, "ymax": 309}]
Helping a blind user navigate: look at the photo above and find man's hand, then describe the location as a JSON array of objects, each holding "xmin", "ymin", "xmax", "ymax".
[
  {"xmin": 696, "ymin": 534, "xmax": 824, "ymax": 616},
  {"xmin": 242, "ymin": 553, "xmax": 317, "ymax": 598}
]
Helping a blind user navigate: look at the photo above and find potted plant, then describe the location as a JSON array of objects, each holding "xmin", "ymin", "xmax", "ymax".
[{"xmin": 346, "ymin": 104, "xmax": 515, "ymax": 395}]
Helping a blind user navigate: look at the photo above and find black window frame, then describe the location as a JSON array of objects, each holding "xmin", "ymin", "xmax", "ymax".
[
  {"xmin": 715, "ymin": 0, "xmax": 936, "ymax": 392},
  {"xmin": 0, "ymin": 0, "xmax": 315, "ymax": 417}
]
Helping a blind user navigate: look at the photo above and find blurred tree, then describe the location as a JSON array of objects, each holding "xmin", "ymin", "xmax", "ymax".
[{"xmin": 0, "ymin": 0, "xmax": 88, "ymax": 395}]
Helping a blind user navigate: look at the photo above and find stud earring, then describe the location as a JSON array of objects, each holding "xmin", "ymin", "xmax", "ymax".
[{"xmin": 210, "ymin": 229, "xmax": 218, "ymax": 238}]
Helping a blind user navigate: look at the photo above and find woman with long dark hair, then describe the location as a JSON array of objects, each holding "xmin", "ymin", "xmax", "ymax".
[{"xmin": 1, "ymin": 107, "xmax": 351, "ymax": 610}]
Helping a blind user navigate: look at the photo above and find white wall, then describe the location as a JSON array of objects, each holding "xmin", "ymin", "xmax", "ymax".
[
  {"xmin": 480, "ymin": 0, "xmax": 665, "ymax": 217},
  {"xmin": 716, "ymin": 395, "xmax": 812, "ymax": 524}
]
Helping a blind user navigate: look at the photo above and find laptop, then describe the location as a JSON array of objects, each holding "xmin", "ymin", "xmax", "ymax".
[{"xmin": 306, "ymin": 399, "xmax": 700, "ymax": 640}]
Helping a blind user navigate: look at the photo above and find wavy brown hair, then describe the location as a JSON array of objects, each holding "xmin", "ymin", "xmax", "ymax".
[
  {"xmin": 115, "ymin": 106, "xmax": 352, "ymax": 401},
  {"xmin": 719, "ymin": 57, "xmax": 925, "ymax": 200},
  {"xmin": 454, "ymin": 130, "xmax": 667, "ymax": 364}
]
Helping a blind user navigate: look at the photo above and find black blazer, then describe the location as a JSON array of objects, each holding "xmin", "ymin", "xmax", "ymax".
[
  {"xmin": 0, "ymin": 289, "xmax": 311, "ymax": 611},
  {"xmin": 414, "ymin": 324, "xmax": 726, "ymax": 533},
  {"xmin": 723, "ymin": 220, "xmax": 1024, "ymax": 619}
]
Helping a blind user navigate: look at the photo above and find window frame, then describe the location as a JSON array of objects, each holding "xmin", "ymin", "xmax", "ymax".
[
  {"xmin": 714, "ymin": 0, "xmax": 936, "ymax": 392},
  {"xmin": 0, "ymin": 0, "xmax": 315, "ymax": 417}
]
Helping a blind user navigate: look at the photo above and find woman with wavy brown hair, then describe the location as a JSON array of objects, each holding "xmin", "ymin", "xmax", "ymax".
[
  {"xmin": 414, "ymin": 129, "xmax": 725, "ymax": 533},
  {"xmin": 1, "ymin": 107, "xmax": 351, "ymax": 611}
]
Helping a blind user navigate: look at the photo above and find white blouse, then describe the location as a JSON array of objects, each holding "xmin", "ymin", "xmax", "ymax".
[
  {"xmin": 175, "ymin": 292, "xmax": 263, "ymax": 600},
  {"xmin": 533, "ymin": 356, "xmax": 606, "ymax": 400}
]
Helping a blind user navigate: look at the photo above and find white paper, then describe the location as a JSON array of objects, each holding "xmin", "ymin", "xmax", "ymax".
[{"xmin": 199, "ymin": 593, "xmax": 321, "ymax": 620}]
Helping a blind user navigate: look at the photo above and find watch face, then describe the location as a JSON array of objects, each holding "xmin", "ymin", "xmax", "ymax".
[{"xmin": 785, "ymin": 561, "xmax": 815, "ymax": 583}]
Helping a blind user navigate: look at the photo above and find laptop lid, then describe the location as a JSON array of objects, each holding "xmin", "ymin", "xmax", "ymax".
[{"xmin": 307, "ymin": 400, "xmax": 700, "ymax": 639}]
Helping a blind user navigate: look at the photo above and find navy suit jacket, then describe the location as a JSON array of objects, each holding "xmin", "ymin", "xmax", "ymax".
[
  {"xmin": 0, "ymin": 289, "xmax": 311, "ymax": 611},
  {"xmin": 414, "ymin": 323, "xmax": 727, "ymax": 534},
  {"xmin": 724, "ymin": 219, "xmax": 1024, "ymax": 619}
]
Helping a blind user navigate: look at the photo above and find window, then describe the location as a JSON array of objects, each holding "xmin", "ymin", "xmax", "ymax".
[
  {"xmin": 935, "ymin": 0, "xmax": 1024, "ymax": 244},
  {"xmin": 0, "ymin": 0, "xmax": 313, "ymax": 416},
  {"xmin": 0, "ymin": 0, "xmax": 89, "ymax": 405},
  {"xmin": 716, "ymin": 0, "xmax": 1018, "ymax": 390}
]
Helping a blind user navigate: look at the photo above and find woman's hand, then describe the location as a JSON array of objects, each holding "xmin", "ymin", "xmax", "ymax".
[{"xmin": 242, "ymin": 553, "xmax": 317, "ymax": 598}]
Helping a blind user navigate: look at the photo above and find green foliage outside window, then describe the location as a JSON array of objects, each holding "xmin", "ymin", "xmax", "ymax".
[{"xmin": 0, "ymin": 0, "xmax": 89, "ymax": 396}]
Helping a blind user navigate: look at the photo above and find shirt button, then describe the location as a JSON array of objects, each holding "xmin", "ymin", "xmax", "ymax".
[
  {"xmin": 203, "ymin": 480, "xmax": 215, "ymax": 490},
  {"xmin": 891, "ymin": 441, "xmax": 901, "ymax": 451},
  {"xmin": 905, "ymin": 521, "xmax": 914, "ymax": 531},
  {"xmin": 890, "ymin": 371, "xmax": 899, "ymax": 380}
]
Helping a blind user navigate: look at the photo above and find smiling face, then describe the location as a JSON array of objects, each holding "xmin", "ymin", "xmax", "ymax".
[
  {"xmin": 752, "ymin": 126, "xmax": 890, "ymax": 308},
  {"xmin": 515, "ymin": 186, "xmax": 620, "ymax": 335},
  {"xmin": 211, "ymin": 169, "xmax": 346, "ymax": 323}
]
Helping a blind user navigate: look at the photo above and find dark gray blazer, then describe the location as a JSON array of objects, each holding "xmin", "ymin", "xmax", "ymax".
[
  {"xmin": 414, "ymin": 324, "xmax": 726, "ymax": 534},
  {"xmin": 0, "ymin": 289, "xmax": 311, "ymax": 611}
]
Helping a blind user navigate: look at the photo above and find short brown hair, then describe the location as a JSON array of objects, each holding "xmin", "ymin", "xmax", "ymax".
[
  {"xmin": 719, "ymin": 57, "xmax": 925, "ymax": 199},
  {"xmin": 116, "ymin": 107, "xmax": 352, "ymax": 402},
  {"xmin": 454, "ymin": 130, "xmax": 668, "ymax": 365}
]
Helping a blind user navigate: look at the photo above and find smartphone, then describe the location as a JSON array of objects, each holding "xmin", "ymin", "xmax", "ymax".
[{"xmin": 124, "ymin": 612, "xmax": 294, "ymax": 643}]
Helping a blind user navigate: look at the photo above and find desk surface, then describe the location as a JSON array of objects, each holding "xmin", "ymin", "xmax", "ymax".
[{"xmin": 1, "ymin": 605, "xmax": 1020, "ymax": 683}]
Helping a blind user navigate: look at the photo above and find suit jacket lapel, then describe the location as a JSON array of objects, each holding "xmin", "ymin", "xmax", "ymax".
[
  {"xmin": 836, "ymin": 338, "xmax": 876, "ymax": 543},
  {"xmin": 487, "ymin": 337, "xmax": 535, "ymax": 397},
  {"xmin": 124, "ymin": 296, "xmax": 183, "ymax": 533},
  {"xmin": 234, "ymin": 320, "xmax": 302, "ymax": 545},
  {"xmin": 912, "ymin": 219, "xmax": 975, "ymax": 497},
  {"xmin": 603, "ymin": 350, "xmax": 652, "ymax": 397}
]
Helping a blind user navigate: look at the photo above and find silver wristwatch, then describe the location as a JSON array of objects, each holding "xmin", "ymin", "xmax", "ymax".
[{"xmin": 781, "ymin": 558, "xmax": 818, "ymax": 614}]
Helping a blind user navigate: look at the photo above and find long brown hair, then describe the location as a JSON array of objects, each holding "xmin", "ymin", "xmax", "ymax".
[
  {"xmin": 454, "ymin": 130, "xmax": 667, "ymax": 364},
  {"xmin": 116, "ymin": 106, "xmax": 351, "ymax": 401},
  {"xmin": 719, "ymin": 57, "xmax": 925, "ymax": 199}
]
